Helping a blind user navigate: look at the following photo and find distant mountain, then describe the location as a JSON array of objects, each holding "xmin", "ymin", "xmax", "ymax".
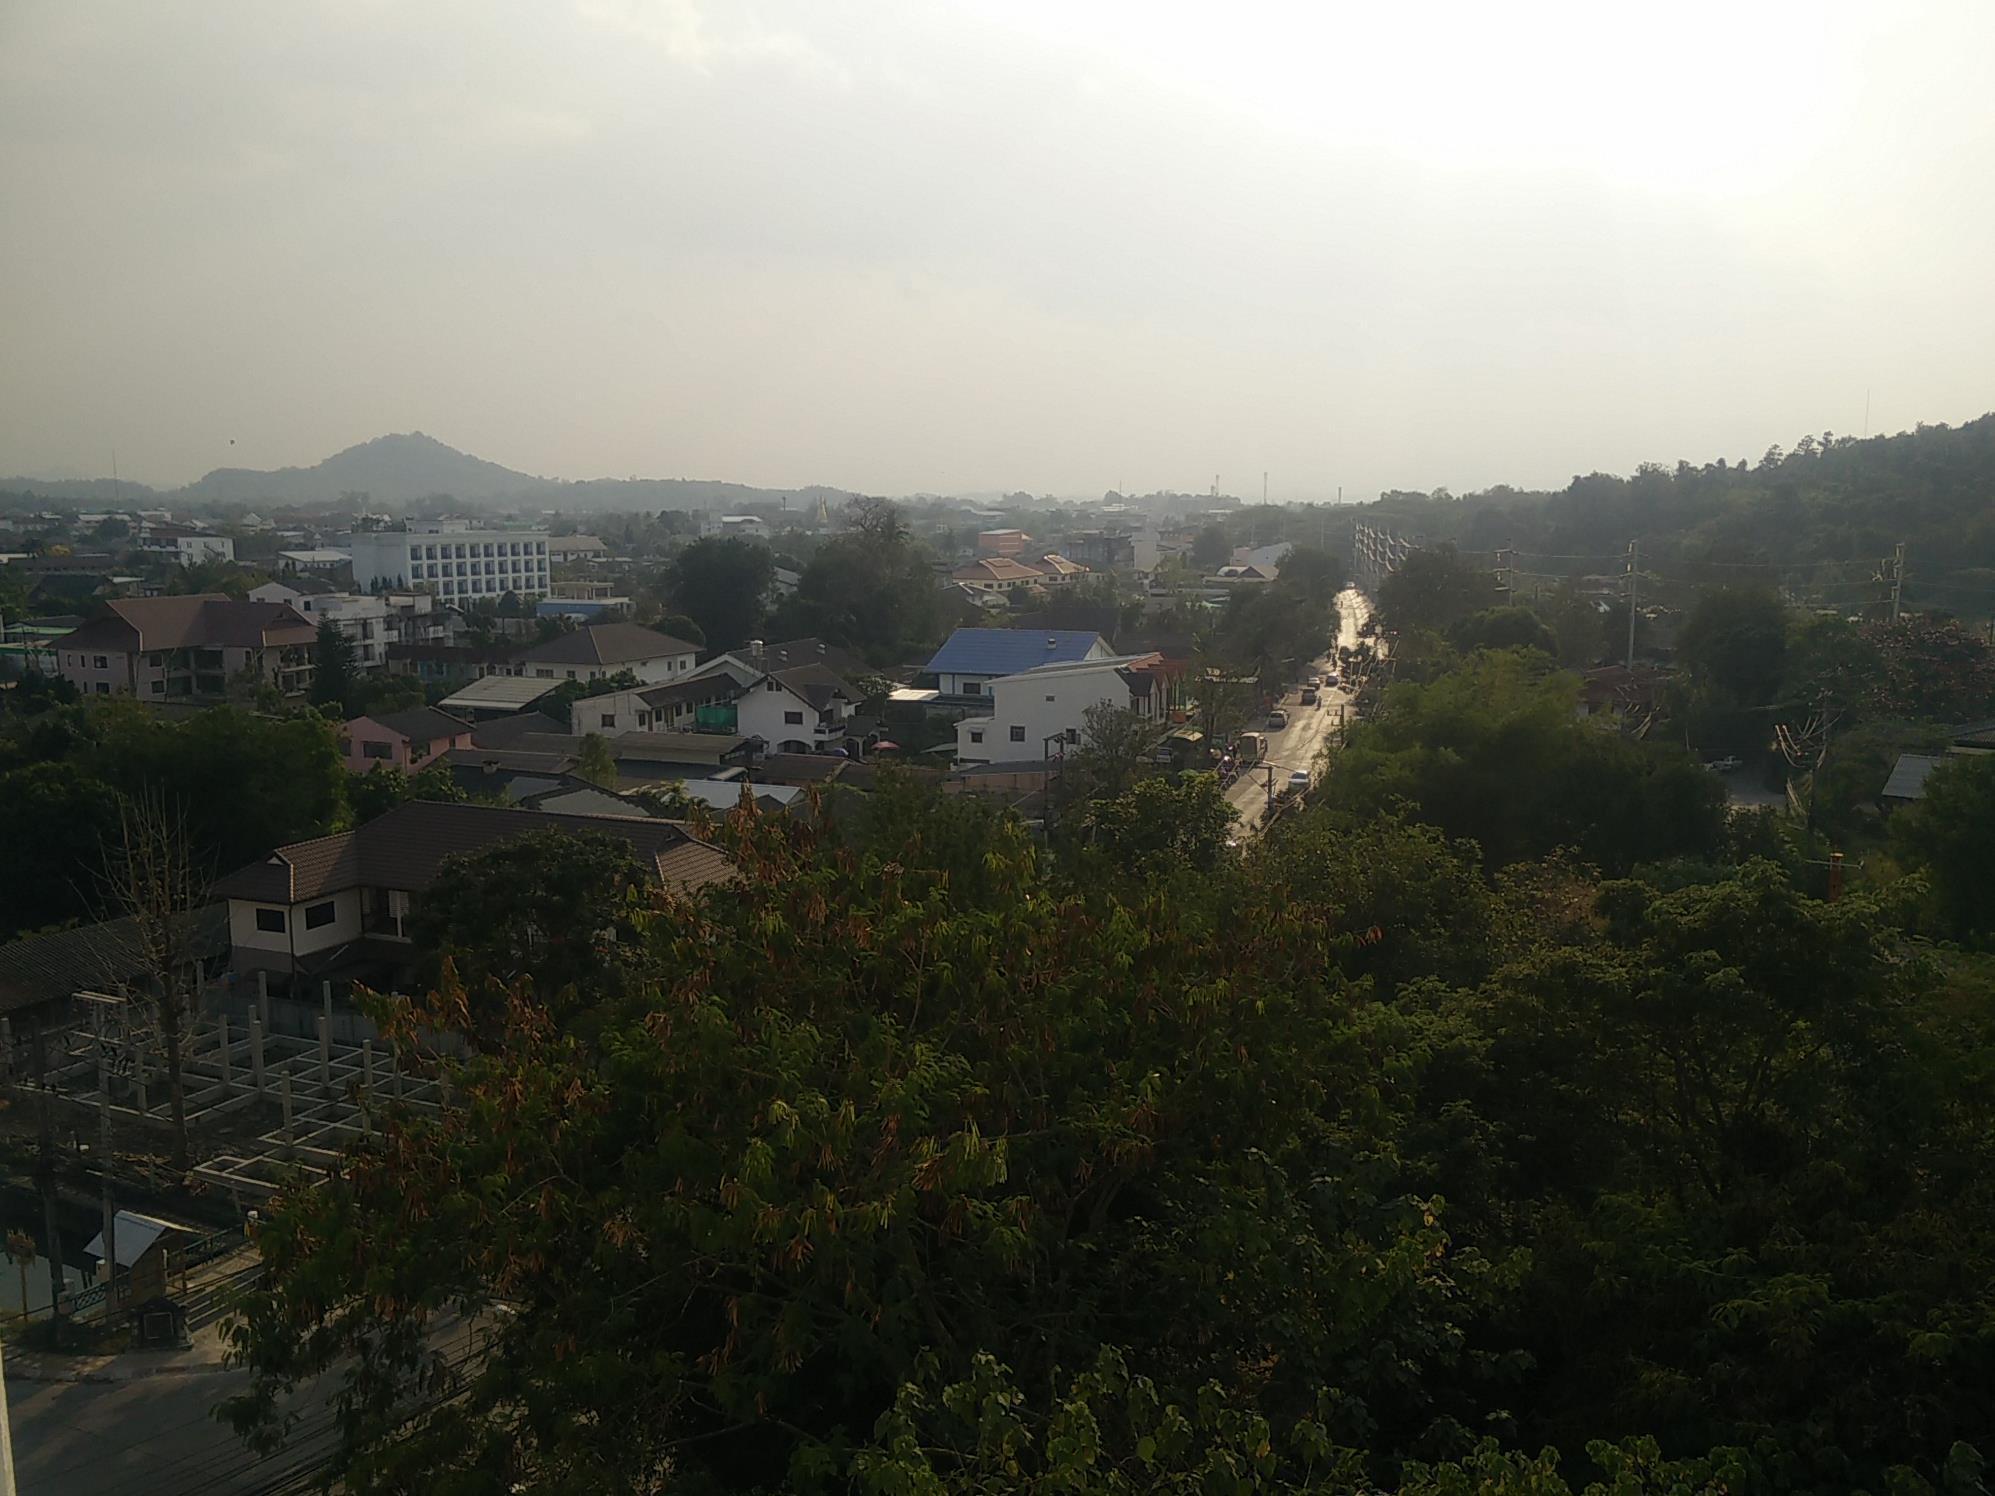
[
  {"xmin": 2, "ymin": 431, "xmax": 862, "ymax": 511},
  {"xmin": 180, "ymin": 431, "xmax": 548, "ymax": 505}
]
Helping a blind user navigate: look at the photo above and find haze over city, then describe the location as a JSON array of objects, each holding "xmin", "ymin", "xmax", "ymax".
[{"xmin": 3, "ymin": 0, "xmax": 1991, "ymax": 499}]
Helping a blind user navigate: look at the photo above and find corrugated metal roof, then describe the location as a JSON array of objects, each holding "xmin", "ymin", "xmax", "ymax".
[
  {"xmin": 438, "ymin": 676, "xmax": 562, "ymax": 711},
  {"xmin": 1882, "ymin": 752, "xmax": 1947, "ymax": 801},
  {"xmin": 513, "ymin": 623, "xmax": 698, "ymax": 667},
  {"xmin": 923, "ymin": 628, "xmax": 1108, "ymax": 677},
  {"xmin": 0, "ymin": 906, "xmax": 228, "ymax": 1015}
]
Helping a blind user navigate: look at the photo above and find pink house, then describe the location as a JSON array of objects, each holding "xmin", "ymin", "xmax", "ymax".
[{"xmin": 339, "ymin": 707, "xmax": 475, "ymax": 775}]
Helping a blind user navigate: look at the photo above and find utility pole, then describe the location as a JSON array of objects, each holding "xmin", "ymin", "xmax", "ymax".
[
  {"xmin": 1495, "ymin": 544, "xmax": 1513, "ymax": 598},
  {"xmin": 1890, "ymin": 541, "xmax": 1905, "ymax": 624},
  {"xmin": 1625, "ymin": 539, "xmax": 1639, "ymax": 669},
  {"xmin": 30, "ymin": 1024, "xmax": 63, "ymax": 1342},
  {"xmin": 92, "ymin": 1007, "xmax": 117, "ymax": 1314},
  {"xmin": 1263, "ymin": 762, "xmax": 1275, "ymax": 819}
]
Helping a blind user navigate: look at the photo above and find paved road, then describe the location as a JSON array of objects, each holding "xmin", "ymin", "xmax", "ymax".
[{"xmin": 1226, "ymin": 587, "xmax": 1372, "ymax": 836}]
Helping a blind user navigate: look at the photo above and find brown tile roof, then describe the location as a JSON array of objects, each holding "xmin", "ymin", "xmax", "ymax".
[
  {"xmin": 57, "ymin": 596, "xmax": 316, "ymax": 654},
  {"xmin": 211, "ymin": 800, "xmax": 732, "ymax": 903},
  {"xmin": 467, "ymin": 710, "xmax": 569, "ymax": 747},
  {"xmin": 0, "ymin": 907, "xmax": 229, "ymax": 1015},
  {"xmin": 362, "ymin": 707, "xmax": 474, "ymax": 745},
  {"xmin": 763, "ymin": 663, "xmax": 858, "ymax": 711},
  {"xmin": 513, "ymin": 623, "xmax": 698, "ymax": 668},
  {"xmin": 754, "ymin": 636, "xmax": 871, "ymax": 681}
]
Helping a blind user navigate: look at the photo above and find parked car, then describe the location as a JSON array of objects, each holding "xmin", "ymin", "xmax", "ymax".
[
  {"xmin": 1308, "ymin": 674, "xmax": 1322, "ymax": 687},
  {"xmin": 1288, "ymin": 768, "xmax": 1311, "ymax": 791},
  {"xmin": 1704, "ymin": 755, "xmax": 1743, "ymax": 772},
  {"xmin": 1266, "ymin": 708, "xmax": 1289, "ymax": 729},
  {"xmin": 1300, "ymin": 686, "xmax": 1320, "ymax": 706},
  {"xmin": 1324, "ymin": 672, "xmax": 1340, "ymax": 687}
]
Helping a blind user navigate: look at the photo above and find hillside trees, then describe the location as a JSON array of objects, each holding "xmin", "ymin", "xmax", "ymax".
[{"xmin": 666, "ymin": 536, "xmax": 775, "ymax": 651}]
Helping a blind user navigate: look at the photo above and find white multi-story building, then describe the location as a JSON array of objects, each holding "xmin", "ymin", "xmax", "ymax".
[
  {"xmin": 250, "ymin": 582, "xmax": 392, "ymax": 670},
  {"xmin": 954, "ymin": 654, "xmax": 1162, "ymax": 765},
  {"xmin": 348, "ymin": 524, "xmax": 551, "ymax": 602}
]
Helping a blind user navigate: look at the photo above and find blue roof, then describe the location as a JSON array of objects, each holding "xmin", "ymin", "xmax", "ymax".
[{"xmin": 924, "ymin": 628, "xmax": 1108, "ymax": 677}]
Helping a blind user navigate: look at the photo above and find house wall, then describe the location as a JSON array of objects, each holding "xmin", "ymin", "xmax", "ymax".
[
  {"xmin": 227, "ymin": 888, "xmax": 365, "ymax": 973},
  {"xmin": 953, "ymin": 664, "xmax": 1145, "ymax": 764},
  {"xmin": 736, "ymin": 679, "xmax": 850, "ymax": 753}
]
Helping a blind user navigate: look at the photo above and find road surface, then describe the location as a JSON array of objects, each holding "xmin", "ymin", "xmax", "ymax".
[{"xmin": 1226, "ymin": 587, "xmax": 1371, "ymax": 836}]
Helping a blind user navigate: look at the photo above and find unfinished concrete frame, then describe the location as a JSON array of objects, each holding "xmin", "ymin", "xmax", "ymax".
[{"xmin": 2, "ymin": 984, "xmax": 445, "ymax": 1205}]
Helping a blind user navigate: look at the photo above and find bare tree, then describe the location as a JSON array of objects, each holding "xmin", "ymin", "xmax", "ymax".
[{"xmin": 100, "ymin": 791, "xmax": 206, "ymax": 1173}]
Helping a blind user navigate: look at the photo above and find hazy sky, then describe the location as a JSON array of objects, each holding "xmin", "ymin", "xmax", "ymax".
[{"xmin": 3, "ymin": 1, "xmax": 1991, "ymax": 500}]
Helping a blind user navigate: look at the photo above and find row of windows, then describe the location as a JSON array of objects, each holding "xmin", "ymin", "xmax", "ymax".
[
  {"xmin": 411, "ymin": 540, "xmax": 546, "ymax": 560},
  {"xmin": 253, "ymin": 900, "xmax": 336, "ymax": 933},
  {"xmin": 967, "ymin": 725, "xmax": 1079, "ymax": 746},
  {"xmin": 438, "ymin": 576, "xmax": 544, "ymax": 597},
  {"xmin": 413, "ymin": 558, "xmax": 547, "ymax": 580}
]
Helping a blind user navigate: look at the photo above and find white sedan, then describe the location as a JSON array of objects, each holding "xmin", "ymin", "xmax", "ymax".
[{"xmin": 1287, "ymin": 768, "xmax": 1311, "ymax": 791}]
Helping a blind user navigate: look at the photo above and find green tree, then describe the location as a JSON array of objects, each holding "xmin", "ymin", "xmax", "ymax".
[
  {"xmin": 1078, "ymin": 772, "xmax": 1237, "ymax": 875},
  {"xmin": 1891, "ymin": 752, "xmax": 1995, "ymax": 939},
  {"xmin": 1451, "ymin": 605, "xmax": 1558, "ymax": 657},
  {"xmin": 575, "ymin": 732, "xmax": 618, "ymax": 789},
  {"xmin": 1319, "ymin": 651, "xmax": 1726, "ymax": 873},
  {"xmin": 407, "ymin": 831, "xmax": 657, "ymax": 1034},
  {"xmin": 1191, "ymin": 523, "xmax": 1231, "ymax": 570},
  {"xmin": 1678, "ymin": 586, "xmax": 1788, "ymax": 705},
  {"xmin": 1376, "ymin": 545, "xmax": 1501, "ymax": 635},
  {"xmin": 0, "ymin": 761, "xmax": 121, "ymax": 936},
  {"xmin": 347, "ymin": 760, "xmax": 467, "ymax": 825},
  {"xmin": 667, "ymin": 537, "xmax": 775, "ymax": 652},
  {"xmin": 310, "ymin": 620, "xmax": 359, "ymax": 711},
  {"xmin": 223, "ymin": 806, "xmax": 1489, "ymax": 1490}
]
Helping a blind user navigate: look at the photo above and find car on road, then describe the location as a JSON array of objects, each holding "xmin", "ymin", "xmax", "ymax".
[
  {"xmin": 1324, "ymin": 672, "xmax": 1339, "ymax": 687},
  {"xmin": 1287, "ymin": 768, "xmax": 1311, "ymax": 791},
  {"xmin": 1704, "ymin": 755, "xmax": 1743, "ymax": 772},
  {"xmin": 1307, "ymin": 674, "xmax": 1322, "ymax": 687},
  {"xmin": 1266, "ymin": 707, "xmax": 1289, "ymax": 729},
  {"xmin": 1299, "ymin": 686, "xmax": 1319, "ymax": 705}
]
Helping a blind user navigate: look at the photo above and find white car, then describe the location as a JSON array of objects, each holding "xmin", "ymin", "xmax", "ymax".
[
  {"xmin": 1287, "ymin": 768, "xmax": 1311, "ymax": 791},
  {"xmin": 1705, "ymin": 755, "xmax": 1743, "ymax": 772}
]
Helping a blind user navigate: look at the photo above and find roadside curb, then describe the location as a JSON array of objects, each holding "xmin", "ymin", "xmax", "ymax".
[{"xmin": 5, "ymin": 1355, "xmax": 233, "ymax": 1384}]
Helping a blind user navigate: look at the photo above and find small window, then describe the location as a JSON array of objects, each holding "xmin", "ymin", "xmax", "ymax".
[
  {"xmin": 783, "ymin": 710, "xmax": 803, "ymax": 725},
  {"xmin": 95, "ymin": 682, "xmax": 109, "ymax": 694},
  {"xmin": 536, "ymin": 668, "xmax": 555, "ymax": 679},
  {"xmin": 1066, "ymin": 727, "xmax": 1080, "ymax": 744},
  {"xmin": 150, "ymin": 680, "xmax": 164, "ymax": 694},
  {"xmin": 94, "ymin": 655, "xmax": 109, "ymax": 669},
  {"xmin": 1009, "ymin": 725, "xmax": 1026, "ymax": 742},
  {"xmin": 1045, "ymin": 694, "xmax": 1056, "ymax": 703},
  {"xmin": 599, "ymin": 713, "xmax": 616, "ymax": 728},
  {"xmin": 566, "ymin": 669, "xmax": 576, "ymax": 680},
  {"xmin": 963, "ymin": 680, "xmax": 980, "ymax": 694},
  {"xmin": 363, "ymin": 740, "xmax": 393, "ymax": 759},
  {"xmin": 969, "ymin": 729, "xmax": 984, "ymax": 743},
  {"xmin": 255, "ymin": 908, "xmax": 287, "ymax": 933},
  {"xmin": 304, "ymin": 900, "xmax": 336, "ymax": 930}
]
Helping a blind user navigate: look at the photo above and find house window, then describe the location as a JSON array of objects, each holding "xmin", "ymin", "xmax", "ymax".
[
  {"xmin": 536, "ymin": 668, "xmax": 555, "ymax": 679},
  {"xmin": 93, "ymin": 655, "xmax": 109, "ymax": 669},
  {"xmin": 150, "ymin": 680, "xmax": 164, "ymax": 694},
  {"xmin": 255, "ymin": 908, "xmax": 287, "ymax": 933},
  {"xmin": 565, "ymin": 670, "xmax": 576, "ymax": 680},
  {"xmin": 95, "ymin": 682, "xmax": 109, "ymax": 694},
  {"xmin": 969, "ymin": 729, "xmax": 984, "ymax": 743},
  {"xmin": 304, "ymin": 900, "xmax": 336, "ymax": 930},
  {"xmin": 363, "ymin": 740, "xmax": 393, "ymax": 759},
  {"xmin": 963, "ymin": 680, "xmax": 980, "ymax": 694},
  {"xmin": 1010, "ymin": 725, "xmax": 1026, "ymax": 742},
  {"xmin": 1066, "ymin": 727, "xmax": 1080, "ymax": 744},
  {"xmin": 783, "ymin": 710, "xmax": 803, "ymax": 725},
  {"xmin": 1045, "ymin": 694, "xmax": 1056, "ymax": 702},
  {"xmin": 599, "ymin": 713, "xmax": 616, "ymax": 728}
]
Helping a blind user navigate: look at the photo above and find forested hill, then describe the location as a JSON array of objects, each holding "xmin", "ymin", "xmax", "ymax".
[{"xmin": 1346, "ymin": 412, "xmax": 1995, "ymax": 611}]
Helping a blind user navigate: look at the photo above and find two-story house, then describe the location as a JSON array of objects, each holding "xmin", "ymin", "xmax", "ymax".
[
  {"xmin": 922, "ymin": 628, "xmax": 1113, "ymax": 702},
  {"xmin": 54, "ymin": 595, "xmax": 316, "ymax": 701},
  {"xmin": 250, "ymin": 582, "xmax": 392, "ymax": 671},
  {"xmin": 211, "ymin": 800, "xmax": 734, "ymax": 994},
  {"xmin": 339, "ymin": 707, "xmax": 476, "ymax": 774},
  {"xmin": 954, "ymin": 654, "xmax": 1164, "ymax": 766},
  {"xmin": 503, "ymin": 623, "xmax": 699, "ymax": 685},
  {"xmin": 733, "ymin": 664, "xmax": 860, "ymax": 755}
]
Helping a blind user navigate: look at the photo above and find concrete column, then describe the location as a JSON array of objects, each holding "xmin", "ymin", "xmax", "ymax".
[
  {"xmin": 280, "ymin": 1069, "xmax": 294, "ymax": 1144},
  {"xmin": 250, "ymin": 1014, "xmax": 267, "ymax": 1096},
  {"xmin": 216, "ymin": 1012, "xmax": 233, "ymax": 1095},
  {"xmin": 360, "ymin": 1040, "xmax": 374, "ymax": 1133},
  {"xmin": 317, "ymin": 1016, "xmax": 332, "ymax": 1095},
  {"xmin": 255, "ymin": 971, "xmax": 270, "ymax": 1035},
  {"xmin": 390, "ymin": 1046, "xmax": 404, "ymax": 1102}
]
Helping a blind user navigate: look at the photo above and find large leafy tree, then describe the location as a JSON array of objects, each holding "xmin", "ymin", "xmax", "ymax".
[
  {"xmin": 1677, "ymin": 586, "xmax": 1788, "ymax": 705},
  {"xmin": 1319, "ymin": 651, "xmax": 1725, "ymax": 873},
  {"xmin": 666, "ymin": 536, "xmax": 775, "ymax": 651},
  {"xmin": 1891, "ymin": 751, "xmax": 1995, "ymax": 939},
  {"xmin": 224, "ymin": 806, "xmax": 1493, "ymax": 1491},
  {"xmin": 310, "ymin": 620, "xmax": 359, "ymax": 711},
  {"xmin": 1376, "ymin": 545, "xmax": 1501, "ymax": 635},
  {"xmin": 0, "ymin": 760, "xmax": 122, "ymax": 936}
]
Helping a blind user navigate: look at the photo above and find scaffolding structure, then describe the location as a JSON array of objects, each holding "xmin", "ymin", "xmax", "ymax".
[{"xmin": 3, "ymin": 989, "xmax": 444, "ymax": 1206}]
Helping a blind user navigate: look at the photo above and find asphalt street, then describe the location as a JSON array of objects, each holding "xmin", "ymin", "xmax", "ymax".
[{"xmin": 1225, "ymin": 587, "xmax": 1371, "ymax": 836}]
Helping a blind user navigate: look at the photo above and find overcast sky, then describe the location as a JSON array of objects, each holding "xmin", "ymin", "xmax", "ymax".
[{"xmin": 2, "ymin": 1, "xmax": 1991, "ymax": 500}]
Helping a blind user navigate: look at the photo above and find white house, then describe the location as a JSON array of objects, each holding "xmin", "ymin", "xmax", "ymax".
[
  {"xmin": 576, "ymin": 673, "xmax": 744, "ymax": 736},
  {"xmin": 348, "ymin": 524, "xmax": 550, "ymax": 601},
  {"xmin": 734, "ymin": 664, "xmax": 859, "ymax": 755},
  {"xmin": 954, "ymin": 654, "xmax": 1163, "ymax": 765},
  {"xmin": 504, "ymin": 622, "xmax": 699, "ymax": 685},
  {"xmin": 169, "ymin": 535, "xmax": 235, "ymax": 566},
  {"xmin": 250, "ymin": 583, "xmax": 391, "ymax": 671},
  {"xmin": 922, "ymin": 628, "xmax": 1114, "ymax": 700}
]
